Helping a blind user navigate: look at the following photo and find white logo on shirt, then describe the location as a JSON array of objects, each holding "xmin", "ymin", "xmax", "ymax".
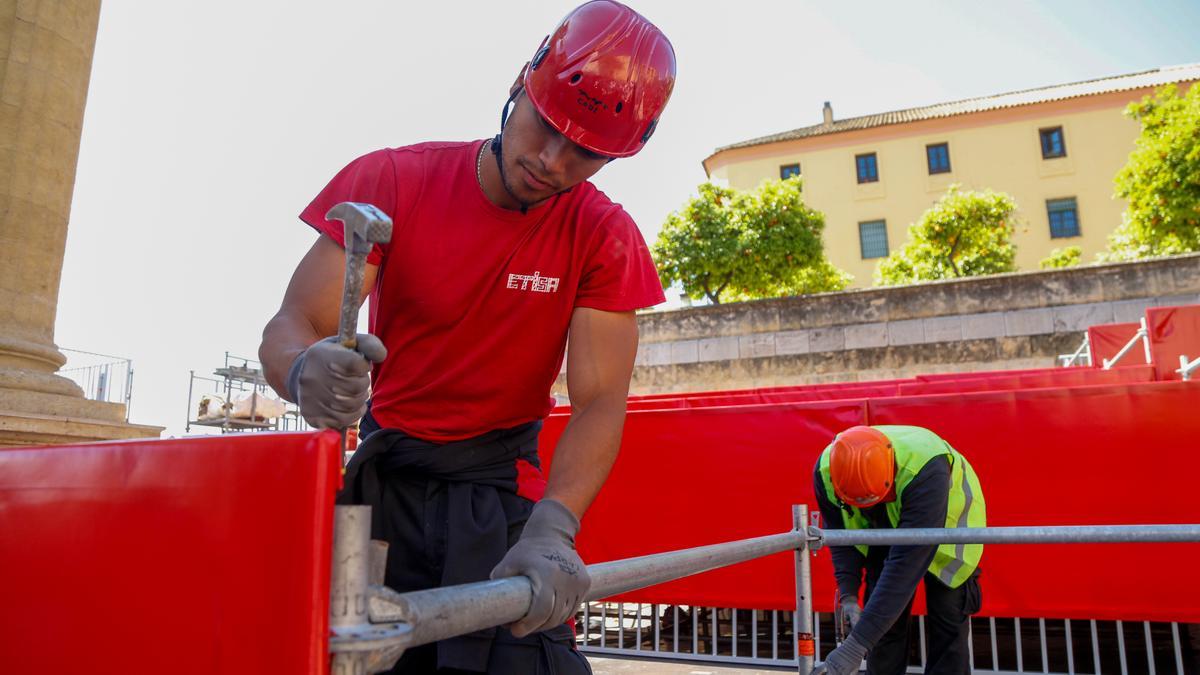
[{"xmin": 507, "ymin": 271, "xmax": 560, "ymax": 294}]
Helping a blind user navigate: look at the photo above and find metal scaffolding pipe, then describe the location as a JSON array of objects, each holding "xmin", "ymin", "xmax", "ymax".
[
  {"xmin": 818, "ymin": 524, "xmax": 1200, "ymax": 547},
  {"xmin": 356, "ymin": 522, "xmax": 1200, "ymax": 665},
  {"xmin": 370, "ymin": 530, "xmax": 806, "ymax": 649},
  {"xmin": 587, "ymin": 530, "xmax": 804, "ymax": 600},
  {"xmin": 794, "ymin": 505, "xmax": 815, "ymax": 675}
]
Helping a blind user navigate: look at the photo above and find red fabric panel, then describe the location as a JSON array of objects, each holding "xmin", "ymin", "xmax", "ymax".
[
  {"xmin": 896, "ymin": 365, "xmax": 1153, "ymax": 396},
  {"xmin": 544, "ymin": 382, "xmax": 1200, "ymax": 621},
  {"xmin": 915, "ymin": 366, "xmax": 1075, "ymax": 382},
  {"xmin": 539, "ymin": 402, "xmax": 867, "ymax": 610},
  {"xmin": 1146, "ymin": 304, "xmax": 1200, "ymax": 380},
  {"xmin": 624, "ymin": 383, "xmax": 905, "ymax": 411},
  {"xmin": 1087, "ymin": 322, "xmax": 1147, "ymax": 367},
  {"xmin": 553, "ymin": 380, "xmax": 911, "ymax": 414},
  {"xmin": 0, "ymin": 431, "xmax": 342, "ymax": 675},
  {"xmin": 627, "ymin": 378, "xmax": 914, "ymax": 402},
  {"xmin": 868, "ymin": 382, "xmax": 1200, "ymax": 622}
]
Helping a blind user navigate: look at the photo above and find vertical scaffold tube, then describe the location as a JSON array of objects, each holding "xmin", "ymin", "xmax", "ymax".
[
  {"xmin": 795, "ymin": 504, "xmax": 815, "ymax": 675},
  {"xmin": 331, "ymin": 505, "xmax": 372, "ymax": 675}
]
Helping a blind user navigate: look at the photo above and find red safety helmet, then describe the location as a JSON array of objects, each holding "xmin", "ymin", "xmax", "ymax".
[
  {"xmin": 829, "ymin": 426, "xmax": 896, "ymax": 508},
  {"xmin": 523, "ymin": 0, "xmax": 676, "ymax": 158}
]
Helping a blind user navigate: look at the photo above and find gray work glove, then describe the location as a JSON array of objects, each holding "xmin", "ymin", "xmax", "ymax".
[
  {"xmin": 285, "ymin": 334, "xmax": 386, "ymax": 430},
  {"xmin": 837, "ymin": 593, "xmax": 863, "ymax": 636},
  {"xmin": 490, "ymin": 499, "xmax": 591, "ymax": 638},
  {"xmin": 811, "ymin": 633, "xmax": 868, "ymax": 675}
]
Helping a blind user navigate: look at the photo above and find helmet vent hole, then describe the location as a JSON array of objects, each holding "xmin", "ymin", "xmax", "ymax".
[
  {"xmin": 570, "ymin": 73, "xmax": 582, "ymax": 84},
  {"xmin": 615, "ymin": 101, "xmax": 623, "ymax": 113}
]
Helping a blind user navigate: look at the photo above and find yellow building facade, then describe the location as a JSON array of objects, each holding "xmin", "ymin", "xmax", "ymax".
[{"xmin": 703, "ymin": 65, "xmax": 1200, "ymax": 288}]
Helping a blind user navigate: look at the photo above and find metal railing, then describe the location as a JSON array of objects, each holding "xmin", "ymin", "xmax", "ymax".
[
  {"xmin": 578, "ymin": 604, "xmax": 1195, "ymax": 675},
  {"xmin": 327, "ymin": 505, "xmax": 1200, "ymax": 674},
  {"xmin": 1178, "ymin": 355, "xmax": 1200, "ymax": 381},
  {"xmin": 1058, "ymin": 335, "xmax": 1091, "ymax": 367},
  {"xmin": 59, "ymin": 348, "xmax": 134, "ymax": 420}
]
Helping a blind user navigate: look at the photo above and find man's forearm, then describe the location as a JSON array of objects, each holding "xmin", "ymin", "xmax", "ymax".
[
  {"xmin": 542, "ymin": 393, "xmax": 627, "ymax": 519},
  {"xmin": 259, "ymin": 311, "xmax": 321, "ymax": 401}
]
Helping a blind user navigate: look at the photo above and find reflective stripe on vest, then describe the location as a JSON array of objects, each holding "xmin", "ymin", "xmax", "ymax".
[{"xmin": 817, "ymin": 425, "xmax": 987, "ymax": 589}]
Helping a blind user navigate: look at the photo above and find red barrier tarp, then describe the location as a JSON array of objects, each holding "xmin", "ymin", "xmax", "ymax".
[
  {"xmin": 623, "ymin": 378, "xmax": 916, "ymax": 402},
  {"xmin": 915, "ymin": 366, "xmax": 1083, "ymax": 382},
  {"xmin": 868, "ymin": 382, "xmax": 1200, "ymax": 621},
  {"xmin": 624, "ymin": 383, "xmax": 904, "ymax": 411},
  {"xmin": 895, "ymin": 365, "xmax": 1154, "ymax": 396},
  {"xmin": 542, "ymin": 382, "xmax": 1200, "ymax": 621},
  {"xmin": 0, "ymin": 431, "xmax": 342, "ymax": 675},
  {"xmin": 1147, "ymin": 305, "xmax": 1200, "ymax": 380},
  {"xmin": 1087, "ymin": 322, "xmax": 1147, "ymax": 367},
  {"xmin": 541, "ymin": 401, "xmax": 866, "ymax": 610}
]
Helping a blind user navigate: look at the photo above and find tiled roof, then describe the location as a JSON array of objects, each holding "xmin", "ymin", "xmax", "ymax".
[{"xmin": 711, "ymin": 64, "xmax": 1200, "ymax": 155}]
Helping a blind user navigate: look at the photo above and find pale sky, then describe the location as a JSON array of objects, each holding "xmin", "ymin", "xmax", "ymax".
[{"xmin": 55, "ymin": 1, "xmax": 1200, "ymax": 435}]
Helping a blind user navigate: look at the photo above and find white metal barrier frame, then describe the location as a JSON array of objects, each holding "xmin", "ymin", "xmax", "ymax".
[
  {"xmin": 327, "ymin": 506, "xmax": 1200, "ymax": 674},
  {"xmin": 576, "ymin": 603, "xmax": 1196, "ymax": 675},
  {"xmin": 1178, "ymin": 355, "xmax": 1200, "ymax": 381},
  {"xmin": 1058, "ymin": 335, "xmax": 1092, "ymax": 367}
]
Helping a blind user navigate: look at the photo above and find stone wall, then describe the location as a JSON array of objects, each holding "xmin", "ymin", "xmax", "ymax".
[{"xmin": 552, "ymin": 254, "xmax": 1200, "ymax": 398}]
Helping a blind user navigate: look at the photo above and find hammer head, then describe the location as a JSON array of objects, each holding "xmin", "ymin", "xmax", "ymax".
[{"xmin": 326, "ymin": 202, "xmax": 393, "ymax": 255}]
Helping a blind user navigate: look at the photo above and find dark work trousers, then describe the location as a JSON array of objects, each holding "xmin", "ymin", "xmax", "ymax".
[
  {"xmin": 346, "ymin": 413, "xmax": 592, "ymax": 675},
  {"xmin": 863, "ymin": 555, "xmax": 982, "ymax": 675}
]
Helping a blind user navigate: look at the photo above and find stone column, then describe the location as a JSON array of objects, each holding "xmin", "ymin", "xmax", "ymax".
[{"xmin": 0, "ymin": 0, "xmax": 161, "ymax": 445}]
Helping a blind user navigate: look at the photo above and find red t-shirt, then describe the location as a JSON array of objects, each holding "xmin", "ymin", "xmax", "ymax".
[{"xmin": 300, "ymin": 140, "xmax": 665, "ymax": 442}]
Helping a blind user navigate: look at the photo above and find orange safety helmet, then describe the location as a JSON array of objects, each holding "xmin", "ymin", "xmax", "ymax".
[
  {"xmin": 523, "ymin": 0, "xmax": 676, "ymax": 158},
  {"xmin": 829, "ymin": 426, "xmax": 896, "ymax": 508}
]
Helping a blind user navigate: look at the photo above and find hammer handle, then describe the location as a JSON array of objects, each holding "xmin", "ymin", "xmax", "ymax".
[{"xmin": 338, "ymin": 250, "xmax": 367, "ymax": 350}]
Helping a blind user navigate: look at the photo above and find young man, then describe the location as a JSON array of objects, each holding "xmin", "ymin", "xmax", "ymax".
[
  {"xmin": 812, "ymin": 426, "xmax": 986, "ymax": 675},
  {"xmin": 259, "ymin": 2, "xmax": 674, "ymax": 673}
]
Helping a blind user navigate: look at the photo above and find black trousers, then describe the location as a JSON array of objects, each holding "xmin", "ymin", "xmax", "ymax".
[
  {"xmin": 864, "ymin": 567, "xmax": 982, "ymax": 675},
  {"xmin": 378, "ymin": 467, "xmax": 589, "ymax": 674},
  {"xmin": 353, "ymin": 414, "xmax": 593, "ymax": 674}
]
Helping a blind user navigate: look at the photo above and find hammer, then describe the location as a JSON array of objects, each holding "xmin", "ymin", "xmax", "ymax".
[
  {"xmin": 326, "ymin": 202, "xmax": 393, "ymax": 350},
  {"xmin": 325, "ymin": 202, "xmax": 392, "ymax": 450}
]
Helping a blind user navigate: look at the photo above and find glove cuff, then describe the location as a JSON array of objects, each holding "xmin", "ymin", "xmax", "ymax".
[
  {"xmin": 525, "ymin": 499, "xmax": 580, "ymax": 541},
  {"xmin": 842, "ymin": 631, "xmax": 870, "ymax": 659},
  {"xmin": 285, "ymin": 350, "xmax": 306, "ymax": 404}
]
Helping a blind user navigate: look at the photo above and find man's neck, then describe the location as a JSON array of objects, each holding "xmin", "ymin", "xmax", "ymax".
[{"xmin": 479, "ymin": 140, "xmax": 544, "ymax": 212}]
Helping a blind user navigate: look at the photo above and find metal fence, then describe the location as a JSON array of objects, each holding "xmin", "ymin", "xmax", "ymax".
[
  {"xmin": 327, "ymin": 505, "xmax": 1200, "ymax": 674},
  {"xmin": 578, "ymin": 603, "xmax": 1196, "ymax": 675},
  {"xmin": 59, "ymin": 348, "xmax": 134, "ymax": 420},
  {"xmin": 1058, "ymin": 335, "xmax": 1092, "ymax": 367}
]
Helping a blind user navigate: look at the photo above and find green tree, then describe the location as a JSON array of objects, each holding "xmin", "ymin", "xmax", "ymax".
[
  {"xmin": 875, "ymin": 186, "xmax": 1018, "ymax": 286},
  {"xmin": 653, "ymin": 177, "xmax": 851, "ymax": 304},
  {"xmin": 1039, "ymin": 246, "xmax": 1082, "ymax": 269},
  {"xmin": 1102, "ymin": 83, "xmax": 1200, "ymax": 261}
]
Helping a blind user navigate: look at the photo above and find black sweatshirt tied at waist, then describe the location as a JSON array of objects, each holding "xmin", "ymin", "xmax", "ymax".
[{"xmin": 337, "ymin": 418, "xmax": 546, "ymax": 672}]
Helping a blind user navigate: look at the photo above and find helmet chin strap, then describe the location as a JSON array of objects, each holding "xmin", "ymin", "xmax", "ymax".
[
  {"xmin": 493, "ymin": 87, "xmax": 530, "ymax": 215},
  {"xmin": 493, "ymin": 85, "xmax": 582, "ymax": 214}
]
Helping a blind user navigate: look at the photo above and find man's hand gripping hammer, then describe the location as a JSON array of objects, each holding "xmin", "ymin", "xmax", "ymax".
[{"xmin": 326, "ymin": 202, "xmax": 392, "ymax": 448}]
